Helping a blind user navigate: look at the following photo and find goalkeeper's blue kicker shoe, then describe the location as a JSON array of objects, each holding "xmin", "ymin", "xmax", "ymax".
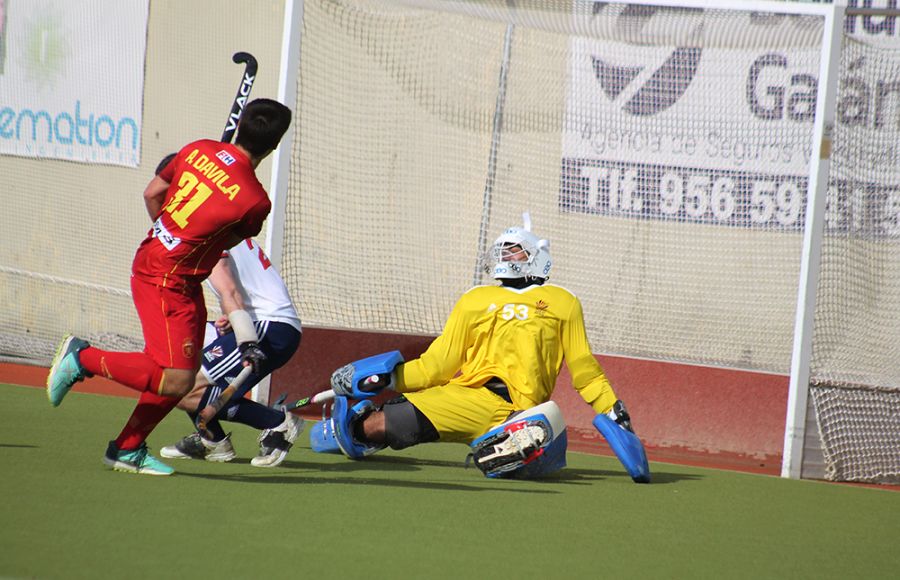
[
  {"xmin": 331, "ymin": 397, "xmax": 385, "ymax": 459},
  {"xmin": 46, "ymin": 335, "xmax": 91, "ymax": 407},
  {"xmin": 104, "ymin": 441, "xmax": 174, "ymax": 476},
  {"xmin": 310, "ymin": 418, "xmax": 342, "ymax": 454}
]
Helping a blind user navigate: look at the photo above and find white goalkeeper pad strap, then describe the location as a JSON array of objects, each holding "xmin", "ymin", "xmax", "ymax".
[{"xmin": 228, "ymin": 309, "xmax": 258, "ymax": 345}]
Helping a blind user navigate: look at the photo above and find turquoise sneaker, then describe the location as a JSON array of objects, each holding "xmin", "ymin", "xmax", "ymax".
[
  {"xmin": 103, "ymin": 441, "xmax": 174, "ymax": 476},
  {"xmin": 46, "ymin": 335, "xmax": 91, "ymax": 407}
]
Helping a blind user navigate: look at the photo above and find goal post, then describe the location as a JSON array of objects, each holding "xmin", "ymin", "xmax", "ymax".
[
  {"xmin": 782, "ymin": 0, "xmax": 846, "ymax": 480},
  {"xmin": 255, "ymin": 0, "xmax": 306, "ymax": 405}
]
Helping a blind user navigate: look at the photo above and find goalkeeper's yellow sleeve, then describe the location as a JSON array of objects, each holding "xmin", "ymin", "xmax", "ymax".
[
  {"xmin": 395, "ymin": 296, "xmax": 472, "ymax": 392},
  {"xmin": 562, "ymin": 297, "xmax": 618, "ymax": 415}
]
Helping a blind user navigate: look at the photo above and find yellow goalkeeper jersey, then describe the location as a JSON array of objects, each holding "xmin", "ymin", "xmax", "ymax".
[{"xmin": 395, "ymin": 283, "xmax": 617, "ymax": 414}]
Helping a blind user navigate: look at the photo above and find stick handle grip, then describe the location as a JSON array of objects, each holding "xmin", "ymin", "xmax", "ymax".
[
  {"xmin": 196, "ymin": 366, "xmax": 253, "ymax": 434},
  {"xmin": 311, "ymin": 389, "xmax": 335, "ymax": 404}
]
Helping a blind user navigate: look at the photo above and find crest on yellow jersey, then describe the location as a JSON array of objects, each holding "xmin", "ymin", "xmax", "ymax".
[{"xmin": 535, "ymin": 300, "xmax": 549, "ymax": 314}]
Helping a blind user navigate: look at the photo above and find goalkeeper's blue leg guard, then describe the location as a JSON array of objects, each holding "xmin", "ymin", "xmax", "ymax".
[
  {"xmin": 309, "ymin": 418, "xmax": 342, "ymax": 454},
  {"xmin": 470, "ymin": 401, "xmax": 567, "ymax": 479},
  {"xmin": 593, "ymin": 401, "xmax": 651, "ymax": 483},
  {"xmin": 331, "ymin": 396, "xmax": 386, "ymax": 459}
]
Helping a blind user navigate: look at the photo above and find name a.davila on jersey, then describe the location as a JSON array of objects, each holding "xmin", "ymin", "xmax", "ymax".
[{"xmin": 184, "ymin": 148, "xmax": 241, "ymax": 200}]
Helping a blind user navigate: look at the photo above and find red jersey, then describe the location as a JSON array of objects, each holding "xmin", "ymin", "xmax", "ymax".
[{"xmin": 132, "ymin": 139, "xmax": 271, "ymax": 289}]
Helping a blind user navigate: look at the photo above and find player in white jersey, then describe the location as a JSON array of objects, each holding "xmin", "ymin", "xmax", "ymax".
[{"xmin": 160, "ymin": 238, "xmax": 304, "ymax": 468}]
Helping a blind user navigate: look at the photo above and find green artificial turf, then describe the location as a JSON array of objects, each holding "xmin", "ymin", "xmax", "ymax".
[{"xmin": 1, "ymin": 383, "xmax": 897, "ymax": 579}]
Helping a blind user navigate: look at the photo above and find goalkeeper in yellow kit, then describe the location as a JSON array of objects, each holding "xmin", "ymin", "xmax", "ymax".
[{"xmin": 315, "ymin": 215, "xmax": 649, "ymax": 481}]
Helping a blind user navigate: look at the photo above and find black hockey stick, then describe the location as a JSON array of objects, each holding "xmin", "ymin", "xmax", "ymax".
[
  {"xmin": 155, "ymin": 51, "xmax": 257, "ymax": 175},
  {"xmin": 220, "ymin": 51, "xmax": 258, "ymax": 143}
]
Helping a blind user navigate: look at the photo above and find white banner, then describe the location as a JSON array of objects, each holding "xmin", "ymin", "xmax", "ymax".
[
  {"xmin": 564, "ymin": 34, "xmax": 821, "ymax": 174},
  {"xmin": 0, "ymin": 0, "xmax": 148, "ymax": 167},
  {"xmin": 562, "ymin": 27, "xmax": 821, "ymax": 231},
  {"xmin": 562, "ymin": 3, "xmax": 900, "ymax": 237}
]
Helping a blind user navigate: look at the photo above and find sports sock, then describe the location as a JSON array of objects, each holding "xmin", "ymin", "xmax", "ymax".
[
  {"xmin": 353, "ymin": 417, "xmax": 368, "ymax": 442},
  {"xmin": 115, "ymin": 390, "xmax": 179, "ymax": 450},
  {"xmin": 80, "ymin": 348, "xmax": 164, "ymax": 394},
  {"xmin": 202, "ymin": 419, "xmax": 228, "ymax": 442},
  {"xmin": 228, "ymin": 399, "xmax": 285, "ymax": 430}
]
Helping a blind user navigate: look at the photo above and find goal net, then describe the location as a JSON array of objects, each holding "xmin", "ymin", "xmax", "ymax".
[
  {"xmin": 808, "ymin": 33, "xmax": 900, "ymax": 484},
  {"xmin": 280, "ymin": 0, "xmax": 898, "ymax": 483}
]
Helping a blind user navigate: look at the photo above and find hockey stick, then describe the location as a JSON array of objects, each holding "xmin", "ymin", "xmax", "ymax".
[
  {"xmin": 280, "ymin": 389, "xmax": 335, "ymax": 412},
  {"xmin": 191, "ymin": 53, "xmax": 257, "ymax": 433},
  {"xmin": 154, "ymin": 51, "xmax": 258, "ymax": 175},
  {"xmin": 195, "ymin": 366, "xmax": 253, "ymax": 438},
  {"xmin": 276, "ymin": 367, "xmax": 395, "ymax": 412},
  {"xmin": 220, "ymin": 51, "xmax": 258, "ymax": 143}
]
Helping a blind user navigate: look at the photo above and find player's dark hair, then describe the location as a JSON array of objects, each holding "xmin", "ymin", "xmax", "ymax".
[{"xmin": 235, "ymin": 98, "xmax": 292, "ymax": 157}]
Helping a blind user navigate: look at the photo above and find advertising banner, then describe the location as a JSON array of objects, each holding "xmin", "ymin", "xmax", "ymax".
[
  {"xmin": 562, "ymin": 2, "xmax": 900, "ymax": 238},
  {"xmin": 0, "ymin": 0, "xmax": 148, "ymax": 167}
]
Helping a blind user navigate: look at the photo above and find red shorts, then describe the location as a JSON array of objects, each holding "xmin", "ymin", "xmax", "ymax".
[{"xmin": 131, "ymin": 275, "xmax": 206, "ymax": 370}]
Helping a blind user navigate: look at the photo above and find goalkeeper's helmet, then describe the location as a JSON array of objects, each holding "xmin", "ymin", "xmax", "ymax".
[{"xmin": 491, "ymin": 213, "xmax": 552, "ymax": 281}]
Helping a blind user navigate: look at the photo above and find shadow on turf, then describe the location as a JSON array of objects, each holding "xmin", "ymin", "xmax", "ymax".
[
  {"xmin": 302, "ymin": 454, "xmax": 700, "ymax": 485},
  {"xmin": 177, "ymin": 470, "xmax": 563, "ymax": 493},
  {"xmin": 553, "ymin": 467, "xmax": 699, "ymax": 485},
  {"xmin": 172, "ymin": 452, "xmax": 698, "ymax": 487}
]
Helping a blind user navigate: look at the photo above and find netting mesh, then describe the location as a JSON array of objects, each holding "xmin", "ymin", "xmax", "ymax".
[
  {"xmin": 811, "ymin": 384, "xmax": 900, "ymax": 484},
  {"xmin": 284, "ymin": 0, "xmax": 822, "ymax": 372},
  {"xmin": 808, "ymin": 36, "xmax": 900, "ymax": 483},
  {"xmin": 283, "ymin": 0, "xmax": 500, "ymax": 332},
  {"xmin": 281, "ymin": 0, "xmax": 898, "ymax": 484},
  {"xmin": 0, "ymin": 267, "xmax": 142, "ymax": 360}
]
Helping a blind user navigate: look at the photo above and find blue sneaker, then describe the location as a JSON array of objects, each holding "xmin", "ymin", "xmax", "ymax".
[
  {"xmin": 103, "ymin": 441, "xmax": 174, "ymax": 476},
  {"xmin": 46, "ymin": 335, "xmax": 91, "ymax": 407}
]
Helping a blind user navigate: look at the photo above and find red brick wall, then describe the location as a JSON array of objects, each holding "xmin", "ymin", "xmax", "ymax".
[{"xmin": 272, "ymin": 327, "xmax": 788, "ymax": 472}]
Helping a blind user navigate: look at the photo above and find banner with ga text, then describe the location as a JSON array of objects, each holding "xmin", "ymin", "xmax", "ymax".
[
  {"xmin": 0, "ymin": 0, "xmax": 148, "ymax": 167},
  {"xmin": 562, "ymin": 2, "xmax": 900, "ymax": 239}
]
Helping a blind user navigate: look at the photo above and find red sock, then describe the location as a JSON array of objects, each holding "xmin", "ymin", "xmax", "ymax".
[
  {"xmin": 80, "ymin": 347, "xmax": 164, "ymax": 394},
  {"xmin": 115, "ymin": 390, "xmax": 180, "ymax": 450}
]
